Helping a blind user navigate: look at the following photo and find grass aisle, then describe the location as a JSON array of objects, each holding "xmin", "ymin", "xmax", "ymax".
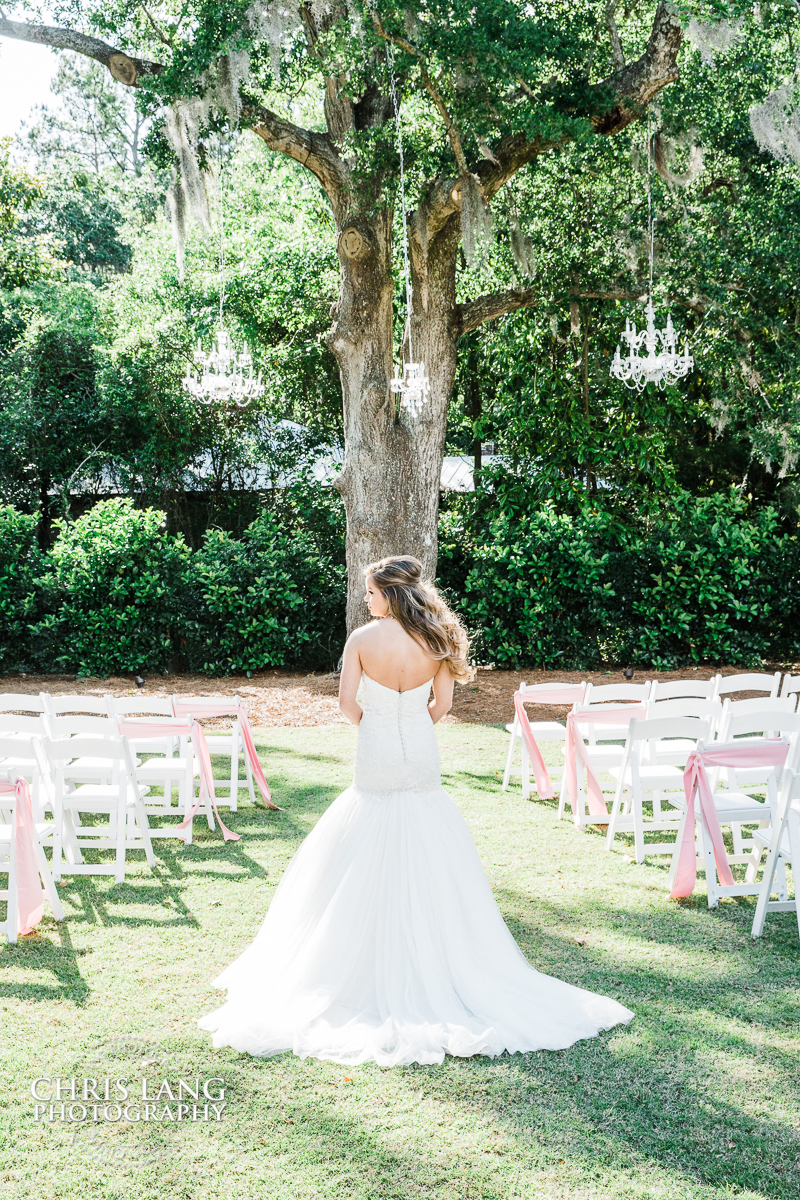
[{"xmin": 1, "ymin": 724, "xmax": 799, "ymax": 1200}]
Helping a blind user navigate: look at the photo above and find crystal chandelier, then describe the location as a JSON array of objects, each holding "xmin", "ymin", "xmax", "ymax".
[
  {"xmin": 182, "ymin": 133, "xmax": 264, "ymax": 409},
  {"xmin": 386, "ymin": 45, "xmax": 430, "ymax": 418},
  {"xmin": 611, "ymin": 119, "xmax": 694, "ymax": 392},
  {"xmin": 183, "ymin": 329, "xmax": 264, "ymax": 407},
  {"xmin": 390, "ymin": 359, "xmax": 431, "ymax": 417},
  {"xmin": 610, "ymin": 300, "xmax": 693, "ymax": 392}
]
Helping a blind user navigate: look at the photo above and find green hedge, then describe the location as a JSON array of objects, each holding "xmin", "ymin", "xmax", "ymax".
[
  {"xmin": 186, "ymin": 511, "xmax": 345, "ymax": 674},
  {"xmin": 443, "ymin": 491, "xmax": 800, "ymax": 670},
  {"xmin": 0, "ymin": 491, "xmax": 796, "ymax": 677}
]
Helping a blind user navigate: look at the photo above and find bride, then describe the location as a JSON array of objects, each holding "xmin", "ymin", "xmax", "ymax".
[{"xmin": 198, "ymin": 556, "xmax": 633, "ymax": 1065}]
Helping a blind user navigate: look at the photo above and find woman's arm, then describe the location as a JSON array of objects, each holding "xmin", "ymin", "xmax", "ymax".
[
  {"xmin": 338, "ymin": 633, "xmax": 364, "ymax": 725},
  {"xmin": 428, "ymin": 660, "xmax": 455, "ymax": 724}
]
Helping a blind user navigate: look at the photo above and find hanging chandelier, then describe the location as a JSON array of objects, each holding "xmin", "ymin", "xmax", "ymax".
[
  {"xmin": 184, "ymin": 329, "xmax": 264, "ymax": 407},
  {"xmin": 611, "ymin": 121, "xmax": 693, "ymax": 392},
  {"xmin": 182, "ymin": 133, "xmax": 264, "ymax": 409},
  {"xmin": 610, "ymin": 300, "xmax": 693, "ymax": 392},
  {"xmin": 386, "ymin": 45, "xmax": 430, "ymax": 418}
]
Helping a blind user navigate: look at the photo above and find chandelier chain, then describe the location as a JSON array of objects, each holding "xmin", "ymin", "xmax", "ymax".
[{"xmin": 386, "ymin": 43, "xmax": 414, "ymax": 363}]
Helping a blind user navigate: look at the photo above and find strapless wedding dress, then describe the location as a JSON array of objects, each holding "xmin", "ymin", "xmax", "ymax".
[{"xmin": 198, "ymin": 674, "xmax": 633, "ymax": 1065}]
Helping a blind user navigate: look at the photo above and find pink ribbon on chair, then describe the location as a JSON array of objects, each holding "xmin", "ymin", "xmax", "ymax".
[
  {"xmin": 513, "ymin": 686, "xmax": 586, "ymax": 799},
  {"xmin": 669, "ymin": 739, "xmax": 790, "ymax": 900},
  {"xmin": 565, "ymin": 705, "xmax": 649, "ymax": 818},
  {"xmin": 118, "ymin": 719, "xmax": 241, "ymax": 843},
  {"xmin": 0, "ymin": 778, "xmax": 44, "ymax": 935},
  {"xmin": 171, "ymin": 699, "xmax": 277, "ymax": 810}
]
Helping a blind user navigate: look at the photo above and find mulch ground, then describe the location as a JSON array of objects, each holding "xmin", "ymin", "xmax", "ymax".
[{"xmin": 2, "ymin": 663, "xmax": 796, "ymax": 727}]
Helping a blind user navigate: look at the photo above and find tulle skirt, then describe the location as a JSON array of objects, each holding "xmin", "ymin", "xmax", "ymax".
[{"xmin": 197, "ymin": 783, "xmax": 633, "ymax": 1066}]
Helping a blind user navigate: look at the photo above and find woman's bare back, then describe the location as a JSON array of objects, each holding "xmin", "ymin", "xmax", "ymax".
[{"xmin": 354, "ymin": 618, "xmax": 440, "ymax": 692}]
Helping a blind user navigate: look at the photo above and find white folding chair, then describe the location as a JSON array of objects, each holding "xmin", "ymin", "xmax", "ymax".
[
  {"xmin": 649, "ymin": 678, "xmax": 719, "ymax": 702},
  {"xmin": 750, "ymin": 769, "xmax": 800, "ymax": 941},
  {"xmin": 171, "ymin": 696, "xmax": 255, "ymax": 811},
  {"xmin": 780, "ymin": 674, "xmax": 800, "ymax": 701},
  {"xmin": 502, "ymin": 681, "xmax": 585, "ymax": 798},
  {"xmin": 0, "ymin": 768, "xmax": 64, "ymax": 942},
  {"xmin": 715, "ymin": 672, "xmax": 781, "ymax": 700},
  {"xmin": 119, "ymin": 717, "xmax": 199, "ymax": 844},
  {"xmin": 43, "ymin": 735, "xmax": 156, "ymax": 883},
  {"xmin": 666, "ymin": 715, "xmax": 800, "ymax": 907},
  {"xmin": 605, "ymin": 716, "xmax": 710, "ymax": 862}
]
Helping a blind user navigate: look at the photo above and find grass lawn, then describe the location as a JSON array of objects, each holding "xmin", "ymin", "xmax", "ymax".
[{"xmin": 2, "ymin": 722, "xmax": 799, "ymax": 1200}]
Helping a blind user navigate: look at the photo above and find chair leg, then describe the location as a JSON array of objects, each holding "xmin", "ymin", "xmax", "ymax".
[
  {"xmin": 605, "ymin": 780, "xmax": 626, "ymax": 852},
  {"xmin": 502, "ymin": 722, "xmax": 518, "ymax": 792},
  {"xmin": 633, "ymin": 790, "xmax": 646, "ymax": 864},
  {"xmin": 115, "ymin": 801, "xmax": 126, "ymax": 884},
  {"xmin": 132, "ymin": 791, "xmax": 156, "ymax": 869},
  {"xmin": 53, "ymin": 800, "xmax": 64, "ymax": 882},
  {"xmin": 34, "ymin": 840, "xmax": 64, "ymax": 920},
  {"xmin": 242, "ymin": 730, "xmax": 255, "ymax": 805},
  {"xmin": 229, "ymin": 743, "xmax": 239, "ymax": 813},
  {"xmin": 697, "ymin": 822, "xmax": 719, "ymax": 908},
  {"xmin": 788, "ymin": 812, "xmax": 800, "ymax": 943}
]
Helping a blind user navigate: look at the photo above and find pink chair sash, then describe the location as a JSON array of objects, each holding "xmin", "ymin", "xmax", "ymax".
[
  {"xmin": 0, "ymin": 778, "xmax": 44, "ymax": 935},
  {"xmin": 669, "ymin": 739, "xmax": 790, "ymax": 899},
  {"xmin": 565, "ymin": 705, "xmax": 649, "ymax": 817},
  {"xmin": 118, "ymin": 719, "xmax": 240, "ymax": 843},
  {"xmin": 513, "ymin": 686, "xmax": 586, "ymax": 799},
  {"xmin": 171, "ymin": 699, "xmax": 277, "ymax": 811}
]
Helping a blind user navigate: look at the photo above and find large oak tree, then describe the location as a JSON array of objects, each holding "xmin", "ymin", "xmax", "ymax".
[{"xmin": 2, "ymin": 1, "xmax": 688, "ymax": 626}]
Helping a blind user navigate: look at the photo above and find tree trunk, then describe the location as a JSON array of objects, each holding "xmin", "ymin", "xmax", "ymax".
[{"xmin": 330, "ymin": 212, "xmax": 459, "ymax": 632}]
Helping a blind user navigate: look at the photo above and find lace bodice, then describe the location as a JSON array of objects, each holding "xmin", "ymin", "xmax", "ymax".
[{"xmin": 353, "ymin": 673, "xmax": 440, "ymax": 792}]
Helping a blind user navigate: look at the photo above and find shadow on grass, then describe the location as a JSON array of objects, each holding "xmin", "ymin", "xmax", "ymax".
[{"xmin": 0, "ymin": 918, "xmax": 89, "ymax": 1004}]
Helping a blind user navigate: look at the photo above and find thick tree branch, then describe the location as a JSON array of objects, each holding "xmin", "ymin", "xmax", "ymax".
[
  {"xmin": 242, "ymin": 101, "xmax": 348, "ymax": 219},
  {"xmin": 0, "ymin": 17, "xmax": 162, "ymax": 85},
  {"xmin": 455, "ymin": 283, "xmax": 705, "ymax": 338},
  {"xmin": 454, "ymin": 287, "xmax": 538, "ymax": 337}
]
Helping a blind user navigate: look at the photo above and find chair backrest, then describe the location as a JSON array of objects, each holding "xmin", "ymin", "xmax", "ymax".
[
  {"xmin": 725, "ymin": 709, "xmax": 800, "ymax": 740},
  {"xmin": 628, "ymin": 715, "xmax": 710, "ymax": 745},
  {"xmin": 647, "ymin": 698, "xmax": 717, "ymax": 722},
  {"xmin": 109, "ymin": 696, "xmax": 174, "ymax": 718},
  {"xmin": 583, "ymin": 682, "xmax": 652, "ymax": 705},
  {"xmin": 43, "ymin": 693, "xmax": 113, "ymax": 716},
  {"xmin": 780, "ymin": 674, "xmax": 800, "ymax": 699},
  {"xmin": 0, "ymin": 693, "xmax": 47, "ymax": 714},
  {"xmin": 716, "ymin": 671, "xmax": 781, "ymax": 698},
  {"xmin": 43, "ymin": 735, "xmax": 128, "ymax": 766},
  {"xmin": 718, "ymin": 695, "xmax": 797, "ymax": 741},
  {"xmin": 649, "ymin": 678, "xmax": 717, "ymax": 701},
  {"xmin": 171, "ymin": 694, "xmax": 242, "ymax": 719},
  {"xmin": 118, "ymin": 715, "xmax": 191, "ymax": 740},
  {"xmin": 47, "ymin": 714, "xmax": 117, "ymax": 740},
  {"xmin": 0, "ymin": 713, "xmax": 47, "ymax": 737}
]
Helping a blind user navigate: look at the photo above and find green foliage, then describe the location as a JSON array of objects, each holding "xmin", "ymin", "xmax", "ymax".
[
  {"xmin": 33, "ymin": 498, "xmax": 191, "ymax": 677},
  {"xmin": 0, "ymin": 505, "xmax": 47, "ymax": 672},
  {"xmin": 187, "ymin": 509, "xmax": 346, "ymax": 675},
  {"xmin": 445, "ymin": 491, "xmax": 800, "ymax": 670}
]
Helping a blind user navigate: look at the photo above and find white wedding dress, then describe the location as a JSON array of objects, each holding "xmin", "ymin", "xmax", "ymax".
[{"xmin": 198, "ymin": 674, "xmax": 633, "ymax": 1065}]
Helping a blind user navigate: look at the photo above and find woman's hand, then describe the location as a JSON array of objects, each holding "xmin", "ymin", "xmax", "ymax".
[
  {"xmin": 428, "ymin": 661, "xmax": 455, "ymax": 724},
  {"xmin": 338, "ymin": 634, "xmax": 364, "ymax": 725}
]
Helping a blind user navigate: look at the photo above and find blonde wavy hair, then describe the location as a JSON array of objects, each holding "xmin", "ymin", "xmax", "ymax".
[{"xmin": 365, "ymin": 555, "xmax": 475, "ymax": 684}]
